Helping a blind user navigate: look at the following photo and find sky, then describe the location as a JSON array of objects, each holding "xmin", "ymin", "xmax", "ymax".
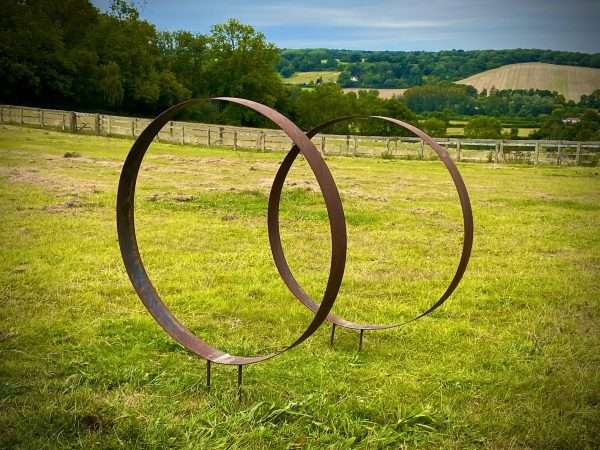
[{"xmin": 91, "ymin": 0, "xmax": 600, "ymax": 53}]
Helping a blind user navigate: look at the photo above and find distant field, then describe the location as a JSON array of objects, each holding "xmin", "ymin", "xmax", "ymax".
[
  {"xmin": 342, "ymin": 88, "xmax": 407, "ymax": 99},
  {"xmin": 283, "ymin": 71, "xmax": 340, "ymax": 85},
  {"xmin": 446, "ymin": 127, "xmax": 537, "ymax": 138},
  {"xmin": 457, "ymin": 62, "xmax": 600, "ymax": 101}
]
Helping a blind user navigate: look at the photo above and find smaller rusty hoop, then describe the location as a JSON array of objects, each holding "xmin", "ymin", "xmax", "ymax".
[
  {"xmin": 116, "ymin": 97, "xmax": 347, "ymax": 366},
  {"xmin": 268, "ymin": 115, "xmax": 474, "ymax": 333}
]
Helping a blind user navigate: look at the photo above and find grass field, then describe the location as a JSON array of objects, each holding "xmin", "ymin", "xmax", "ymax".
[
  {"xmin": 1, "ymin": 125, "xmax": 599, "ymax": 449},
  {"xmin": 457, "ymin": 62, "xmax": 600, "ymax": 101},
  {"xmin": 342, "ymin": 88, "xmax": 407, "ymax": 99},
  {"xmin": 283, "ymin": 71, "xmax": 341, "ymax": 85},
  {"xmin": 445, "ymin": 127, "xmax": 537, "ymax": 138}
]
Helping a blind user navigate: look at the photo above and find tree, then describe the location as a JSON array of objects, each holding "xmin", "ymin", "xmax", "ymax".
[
  {"xmin": 422, "ymin": 118, "xmax": 447, "ymax": 137},
  {"xmin": 204, "ymin": 19, "xmax": 284, "ymax": 126},
  {"xmin": 531, "ymin": 109, "xmax": 600, "ymax": 140},
  {"xmin": 464, "ymin": 117, "xmax": 502, "ymax": 139}
]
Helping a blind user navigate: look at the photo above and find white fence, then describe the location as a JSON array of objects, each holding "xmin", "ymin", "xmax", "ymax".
[{"xmin": 1, "ymin": 105, "xmax": 599, "ymax": 165}]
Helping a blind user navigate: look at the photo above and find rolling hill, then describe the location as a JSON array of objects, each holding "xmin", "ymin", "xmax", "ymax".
[{"xmin": 457, "ymin": 62, "xmax": 600, "ymax": 101}]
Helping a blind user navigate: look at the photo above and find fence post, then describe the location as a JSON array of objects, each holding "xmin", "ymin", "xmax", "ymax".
[
  {"xmin": 262, "ymin": 132, "xmax": 267, "ymax": 151},
  {"xmin": 576, "ymin": 143, "xmax": 582, "ymax": 165},
  {"xmin": 456, "ymin": 140, "xmax": 461, "ymax": 162},
  {"xmin": 219, "ymin": 127, "xmax": 224, "ymax": 145},
  {"xmin": 499, "ymin": 141, "xmax": 504, "ymax": 162},
  {"xmin": 181, "ymin": 124, "xmax": 185, "ymax": 145},
  {"xmin": 494, "ymin": 142, "xmax": 499, "ymax": 163},
  {"xmin": 353, "ymin": 136, "xmax": 358, "ymax": 156},
  {"xmin": 69, "ymin": 112, "xmax": 77, "ymax": 132},
  {"xmin": 535, "ymin": 141, "xmax": 540, "ymax": 165},
  {"xmin": 233, "ymin": 130, "xmax": 238, "ymax": 150},
  {"xmin": 321, "ymin": 135, "xmax": 326, "ymax": 155},
  {"xmin": 94, "ymin": 113, "xmax": 100, "ymax": 135},
  {"xmin": 39, "ymin": 108, "xmax": 43, "ymax": 127},
  {"xmin": 169, "ymin": 121, "xmax": 174, "ymax": 139},
  {"xmin": 557, "ymin": 144, "xmax": 561, "ymax": 166},
  {"xmin": 131, "ymin": 119, "xmax": 135, "ymax": 137},
  {"xmin": 20, "ymin": 107, "xmax": 24, "ymax": 125},
  {"xmin": 419, "ymin": 139, "xmax": 425, "ymax": 159},
  {"xmin": 207, "ymin": 128, "xmax": 211, "ymax": 146},
  {"xmin": 346, "ymin": 135, "xmax": 350, "ymax": 154}
]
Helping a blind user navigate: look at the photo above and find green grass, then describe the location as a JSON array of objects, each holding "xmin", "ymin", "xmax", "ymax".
[
  {"xmin": 446, "ymin": 127, "xmax": 537, "ymax": 138},
  {"xmin": 1, "ymin": 124, "xmax": 599, "ymax": 449},
  {"xmin": 283, "ymin": 71, "xmax": 341, "ymax": 85}
]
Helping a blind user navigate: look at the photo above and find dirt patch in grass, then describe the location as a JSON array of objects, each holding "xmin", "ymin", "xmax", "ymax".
[{"xmin": 0, "ymin": 166, "xmax": 104, "ymax": 196}]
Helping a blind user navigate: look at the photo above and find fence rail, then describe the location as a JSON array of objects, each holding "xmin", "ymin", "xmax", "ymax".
[{"xmin": 1, "ymin": 105, "xmax": 599, "ymax": 166}]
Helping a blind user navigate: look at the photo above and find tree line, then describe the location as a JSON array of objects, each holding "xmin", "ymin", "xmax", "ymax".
[
  {"xmin": 1, "ymin": 0, "xmax": 599, "ymax": 140},
  {"xmin": 0, "ymin": 0, "xmax": 419, "ymax": 134},
  {"xmin": 279, "ymin": 48, "xmax": 600, "ymax": 88}
]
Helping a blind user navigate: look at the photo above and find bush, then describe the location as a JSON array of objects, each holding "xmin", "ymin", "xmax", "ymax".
[
  {"xmin": 421, "ymin": 118, "xmax": 447, "ymax": 137},
  {"xmin": 464, "ymin": 117, "xmax": 502, "ymax": 139}
]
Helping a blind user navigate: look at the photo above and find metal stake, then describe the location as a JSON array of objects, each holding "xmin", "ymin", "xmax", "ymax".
[
  {"xmin": 358, "ymin": 329, "xmax": 364, "ymax": 351},
  {"xmin": 206, "ymin": 360, "xmax": 211, "ymax": 389},
  {"xmin": 237, "ymin": 365, "xmax": 243, "ymax": 399},
  {"xmin": 330, "ymin": 324, "xmax": 336, "ymax": 346}
]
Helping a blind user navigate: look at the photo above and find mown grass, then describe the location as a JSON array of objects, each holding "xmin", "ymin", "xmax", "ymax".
[
  {"xmin": 283, "ymin": 71, "xmax": 341, "ymax": 85},
  {"xmin": 0, "ymin": 124, "xmax": 599, "ymax": 449}
]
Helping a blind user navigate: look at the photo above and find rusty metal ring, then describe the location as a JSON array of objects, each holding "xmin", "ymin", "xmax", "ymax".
[
  {"xmin": 268, "ymin": 115, "xmax": 473, "ymax": 331},
  {"xmin": 117, "ymin": 98, "xmax": 347, "ymax": 365}
]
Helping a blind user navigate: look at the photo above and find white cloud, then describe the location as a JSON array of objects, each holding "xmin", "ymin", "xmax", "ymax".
[{"xmin": 243, "ymin": 4, "xmax": 459, "ymax": 29}]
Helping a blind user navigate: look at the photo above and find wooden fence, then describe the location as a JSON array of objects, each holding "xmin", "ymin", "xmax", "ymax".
[{"xmin": 1, "ymin": 105, "xmax": 599, "ymax": 166}]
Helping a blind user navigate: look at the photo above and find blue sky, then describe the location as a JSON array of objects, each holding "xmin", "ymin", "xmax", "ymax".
[{"xmin": 92, "ymin": 0, "xmax": 600, "ymax": 52}]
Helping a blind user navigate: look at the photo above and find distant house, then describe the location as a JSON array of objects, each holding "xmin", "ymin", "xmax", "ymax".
[{"xmin": 562, "ymin": 117, "xmax": 581, "ymax": 124}]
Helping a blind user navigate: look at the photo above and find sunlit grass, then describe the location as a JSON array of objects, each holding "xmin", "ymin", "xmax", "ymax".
[{"xmin": 1, "ymin": 125, "xmax": 599, "ymax": 449}]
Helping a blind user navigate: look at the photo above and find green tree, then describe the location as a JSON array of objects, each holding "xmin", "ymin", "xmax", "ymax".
[
  {"xmin": 464, "ymin": 117, "xmax": 502, "ymax": 139},
  {"xmin": 204, "ymin": 19, "xmax": 284, "ymax": 125},
  {"xmin": 422, "ymin": 118, "xmax": 447, "ymax": 137}
]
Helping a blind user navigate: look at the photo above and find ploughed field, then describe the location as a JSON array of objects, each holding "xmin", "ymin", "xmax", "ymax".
[
  {"xmin": 457, "ymin": 62, "xmax": 600, "ymax": 101},
  {"xmin": 1, "ymin": 125, "xmax": 599, "ymax": 449}
]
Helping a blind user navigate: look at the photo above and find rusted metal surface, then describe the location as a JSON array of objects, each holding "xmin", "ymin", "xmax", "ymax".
[
  {"xmin": 117, "ymin": 98, "xmax": 347, "ymax": 366},
  {"xmin": 117, "ymin": 102, "xmax": 473, "ymax": 368},
  {"xmin": 268, "ymin": 115, "xmax": 474, "ymax": 332}
]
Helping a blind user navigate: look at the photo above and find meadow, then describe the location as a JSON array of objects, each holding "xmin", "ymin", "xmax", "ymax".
[
  {"xmin": 1, "ymin": 124, "xmax": 599, "ymax": 449},
  {"xmin": 283, "ymin": 71, "xmax": 341, "ymax": 85}
]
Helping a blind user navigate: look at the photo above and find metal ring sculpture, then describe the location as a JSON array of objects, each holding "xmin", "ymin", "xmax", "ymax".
[
  {"xmin": 117, "ymin": 98, "xmax": 473, "ymax": 378},
  {"xmin": 268, "ymin": 116, "xmax": 473, "ymax": 339},
  {"xmin": 117, "ymin": 97, "xmax": 347, "ymax": 368}
]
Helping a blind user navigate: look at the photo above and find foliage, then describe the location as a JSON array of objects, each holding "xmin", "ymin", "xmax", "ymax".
[
  {"xmin": 0, "ymin": 1, "xmax": 418, "ymax": 132},
  {"xmin": 403, "ymin": 83, "xmax": 477, "ymax": 115},
  {"xmin": 580, "ymin": 89, "xmax": 600, "ymax": 110},
  {"xmin": 476, "ymin": 89, "xmax": 566, "ymax": 117},
  {"xmin": 531, "ymin": 110, "xmax": 600, "ymax": 140},
  {"xmin": 421, "ymin": 118, "xmax": 447, "ymax": 137},
  {"xmin": 0, "ymin": 0, "xmax": 189, "ymax": 114},
  {"xmin": 401, "ymin": 85, "xmax": 580, "ymax": 123},
  {"xmin": 289, "ymin": 85, "xmax": 416, "ymax": 135},
  {"xmin": 1, "ymin": 0, "xmax": 598, "ymax": 137},
  {"xmin": 279, "ymin": 48, "xmax": 600, "ymax": 88},
  {"xmin": 464, "ymin": 116, "xmax": 503, "ymax": 139}
]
